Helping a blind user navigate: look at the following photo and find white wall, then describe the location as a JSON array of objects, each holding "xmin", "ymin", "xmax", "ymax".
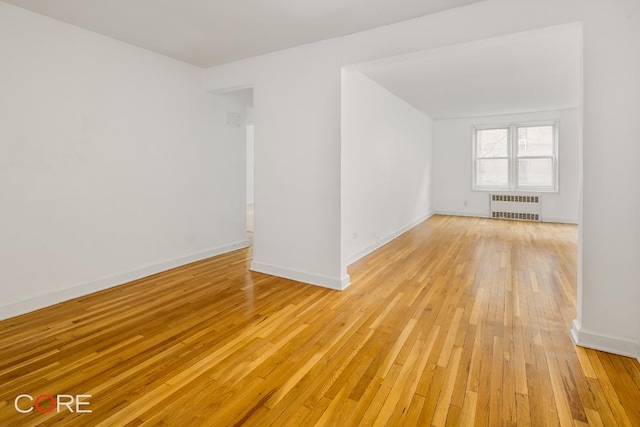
[
  {"xmin": 576, "ymin": 0, "xmax": 640, "ymax": 361},
  {"xmin": 214, "ymin": 90, "xmax": 252, "ymax": 232},
  {"xmin": 434, "ymin": 109, "xmax": 580, "ymax": 223},
  {"xmin": 246, "ymin": 124, "xmax": 254, "ymax": 205},
  {"xmin": 0, "ymin": 3, "xmax": 248, "ymax": 319},
  {"xmin": 206, "ymin": 39, "xmax": 348, "ymax": 290},
  {"xmin": 246, "ymin": 105, "xmax": 255, "ymax": 205},
  {"xmin": 342, "ymin": 70, "xmax": 433, "ymax": 264}
]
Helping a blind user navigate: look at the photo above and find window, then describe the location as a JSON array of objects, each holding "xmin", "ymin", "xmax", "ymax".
[{"xmin": 473, "ymin": 122, "xmax": 557, "ymax": 192}]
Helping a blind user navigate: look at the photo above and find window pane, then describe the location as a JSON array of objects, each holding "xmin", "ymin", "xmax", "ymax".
[
  {"xmin": 518, "ymin": 158, "xmax": 553, "ymax": 187},
  {"xmin": 476, "ymin": 159, "xmax": 509, "ymax": 187},
  {"xmin": 517, "ymin": 126, "xmax": 553, "ymax": 156},
  {"xmin": 477, "ymin": 128, "xmax": 508, "ymax": 157}
]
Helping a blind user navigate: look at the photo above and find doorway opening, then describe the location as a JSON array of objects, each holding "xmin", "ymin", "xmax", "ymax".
[{"xmin": 213, "ymin": 86, "xmax": 255, "ymax": 248}]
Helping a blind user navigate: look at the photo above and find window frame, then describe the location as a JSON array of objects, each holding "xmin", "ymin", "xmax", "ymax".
[{"xmin": 472, "ymin": 121, "xmax": 558, "ymax": 193}]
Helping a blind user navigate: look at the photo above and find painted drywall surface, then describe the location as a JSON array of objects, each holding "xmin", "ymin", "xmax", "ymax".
[
  {"xmin": 0, "ymin": 3, "xmax": 248, "ymax": 315},
  {"xmin": 577, "ymin": 0, "xmax": 640, "ymax": 358},
  {"xmin": 246, "ymin": 124, "xmax": 254, "ymax": 205},
  {"xmin": 340, "ymin": 0, "xmax": 584, "ymax": 67},
  {"xmin": 433, "ymin": 109, "xmax": 580, "ymax": 223},
  {"xmin": 342, "ymin": 71, "xmax": 432, "ymax": 264},
  {"xmin": 213, "ymin": 90, "xmax": 252, "ymax": 236},
  {"xmin": 207, "ymin": 39, "xmax": 347, "ymax": 288}
]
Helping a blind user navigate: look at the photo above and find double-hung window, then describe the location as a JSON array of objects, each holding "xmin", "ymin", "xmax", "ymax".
[{"xmin": 473, "ymin": 122, "xmax": 557, "ymax": 192}]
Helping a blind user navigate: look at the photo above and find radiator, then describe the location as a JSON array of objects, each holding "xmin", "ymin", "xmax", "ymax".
[{"xmin": 490, "ymin": 194, "xmax": 541, "ymax": 222}]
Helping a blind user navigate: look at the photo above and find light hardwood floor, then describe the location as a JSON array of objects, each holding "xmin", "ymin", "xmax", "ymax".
[{"xmin": 1, "ymin": 215, "xmax": 639, "ymax": 426}]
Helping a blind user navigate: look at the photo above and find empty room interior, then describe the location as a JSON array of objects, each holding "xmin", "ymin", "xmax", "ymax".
[{"xmin": 1, "ymin": 0, "xmax": 639, "ymax": 426}]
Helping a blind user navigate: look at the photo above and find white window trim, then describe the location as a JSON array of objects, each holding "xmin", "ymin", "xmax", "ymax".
[{"xmin": 472, "ymin": 120, "xmax": 558, "ymax": 193}]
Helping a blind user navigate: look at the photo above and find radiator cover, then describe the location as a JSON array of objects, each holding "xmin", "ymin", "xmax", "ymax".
[{"xmin": 490, "ymin": 194, "xmax": 541, "ymax": 222}]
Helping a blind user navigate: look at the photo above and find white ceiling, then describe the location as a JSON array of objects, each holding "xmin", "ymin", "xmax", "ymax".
[
  {"xmin": 356, "ymin": 25, "xmax": 582, "ymax": 119},
  {"xmin": 3, "ymin": 1, "xmax": 580, "ymax": 119},
  {"xmin": 2, "ymin": 0, "xmax": 484, "ymax": 68}
]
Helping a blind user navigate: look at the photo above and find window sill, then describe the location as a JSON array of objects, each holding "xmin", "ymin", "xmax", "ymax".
[{"xmin": 473, "ymin": 187, "xmax": 558, "ymax": 194}]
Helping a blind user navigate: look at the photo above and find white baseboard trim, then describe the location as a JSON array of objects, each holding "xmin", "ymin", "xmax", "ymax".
[
  {"xmin": 541, "ymin": 216, "xmax": 579, "ymax": 224},
  {"xmin": 571, "ymin": 319, "xmax": 640, "ymax": 362},
  {"xmin": 0, "ymin": 239, "xmax": 251, "ymax": 321},
  {"xmin": 434, "ymin": 210, "xmax": 579, "ymax": 225},
  {"xmin": 346, "ymin": 212, "xmax": 434, "ymax": 266},
  {"xmin": 433, "ymin": 210, "xmax": 488, "ymax": 219},
  {"xmin": 250, "ymin": 261, "xmax": 350, "ymax": 291}
]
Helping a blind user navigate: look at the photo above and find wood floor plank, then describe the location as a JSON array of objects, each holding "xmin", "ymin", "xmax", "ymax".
[{"xmin": 1, "ymin": 215, "xmax": 638, "ymax": 426}]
